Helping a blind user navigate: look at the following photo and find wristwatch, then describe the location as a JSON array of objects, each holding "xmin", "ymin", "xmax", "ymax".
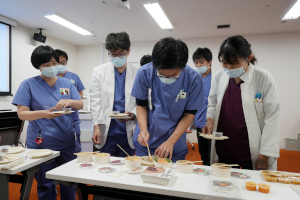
[{"xmin": 132, "ymin": 113, "xmax": 136, "ymax": 120}]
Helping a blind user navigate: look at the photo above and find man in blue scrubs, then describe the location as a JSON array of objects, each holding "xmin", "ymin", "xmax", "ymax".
[
  {"xmin": 193, "ymin": 47, "xmax": 216, "ymax": 165},
  {"xmin": 91, "ymin": 32, "xmax": 138, "ymax": 157},
  {"xmin": 131, "ymin": 37, "xmax": 205, "ymax": 161},
  {"xmin": 55, "ymin": 49, "xmax": 85, "ymax": 152}
]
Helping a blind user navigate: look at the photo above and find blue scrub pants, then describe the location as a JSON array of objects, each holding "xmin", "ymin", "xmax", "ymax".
[
  {"xmin": 76, "ymin": 133, "xmax": 81, "ymax": 152},
  {"xmin": 30, "ymin": 144, "xmax": 77, "ymax": 200},
  {"xmin": 99, "ymin": 136, "xmax": 135, "ymax": 157},
  {"xmin": 134, "ymin": 141, "xmax": 188, "ymax": 162}
]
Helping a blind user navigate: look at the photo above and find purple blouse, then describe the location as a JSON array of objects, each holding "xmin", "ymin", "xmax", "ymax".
[{"xmin": 216, "ymin": 78, "xmax": 253, "ymax": 169}]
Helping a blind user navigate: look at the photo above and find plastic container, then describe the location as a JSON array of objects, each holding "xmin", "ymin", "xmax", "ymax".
[
  {"xmin": 245, "ymin": 181, "xmax": 257, "ymax": 191},
  {"xmin": 125, "ymin": 156, "xmax": 142, "ymax": 168},
  {"xmin": 94, "ymin": 153, "xmax": 110, "ymax": 165},
  {"xmin": 76, "ymin": 152, "xmax": 93, "ymax": 163},
  {"xmin": 258, "ymin": 183, "xmax": 271, "ymax": 193},
  {"xmin": 212, "ymin": 163, "xmax": 231, "ymax": 177},
  {"xmin": 176, "ymin": 160, "xmax": 194, "ymax": 174}
]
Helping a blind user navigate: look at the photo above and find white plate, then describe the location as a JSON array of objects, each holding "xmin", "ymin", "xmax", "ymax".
[
  {"xmin": 6, "ymin": 147, "xmax": 25, "ymax": 154},
  {"xmin": 0, "ymin": 154, "xmax": 23, "ymax": 164},
  {"xmin": 27, "ymin": 149, "xmax": 53, "ymax": 158},
  {"xmin": 110, "ymin": 159, "xmax": 125, "ymax": 165},
  {"xmin": 98, "ymin": 167, "xmax": 116, "ymax": 173},
  {"xmin": 128, "ymin": 167, "xmax": 143, "ymax": 174},
  {"xmin": 52, "ymin": 111, "xmax": 75, "ymax": 114},
  {"xmin": 110, "ymin": 116, "xmax": 132, "ymax": 119},
  {"xmin": 108, "ymin": 113, "xmax": 129, "ymax": 117},
  {"xmin": 199, "ymin": 133, "xmax": 229, "ymax": 140},
  {"xmin": 141, "ymin": 156, "xmax": 155, "ymax": 166}
]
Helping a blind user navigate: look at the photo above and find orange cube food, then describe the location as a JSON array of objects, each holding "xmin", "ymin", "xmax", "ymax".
[
  {"xmin": 258, "ymin": 183, "xmax": 271, "ymax": 193},
  {"xmin": 245, "ymin": 181, "xmax": 257, "ymax": 191}
]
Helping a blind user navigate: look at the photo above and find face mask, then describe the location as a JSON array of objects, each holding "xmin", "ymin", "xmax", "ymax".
[
  {"xmin": 57, "ymin": 65, "xmax": 67, "ymax": 74},
  {"xmin": 41, "ymin": 66, "xmax": 58, "ymax": 78},
  {"xmin": 196, "ymin": 65, "xmax": 208, "ymax": 74},
  {"xmin": 223, "ymin": 59, "xmax": 247, "ymax": 78},
  {"xmin": 157, "ymin": 72, "xmax": 180, "ymax": 84},
  {"xmin": 110, "ymin": 57, "xmax": 126, "ymax": 68}
]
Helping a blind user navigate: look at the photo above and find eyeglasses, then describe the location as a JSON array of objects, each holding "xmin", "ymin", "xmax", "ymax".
[
  {"xmin": 108, "ymin": 52, "xmax": 127, "ymax": 58},
  {"xmin": 156, "ymin": 71, "xmax": 181, "ymax": 79}
]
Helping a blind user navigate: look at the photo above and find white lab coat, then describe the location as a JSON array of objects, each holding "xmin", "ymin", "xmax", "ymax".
[
  {"xmin": 189, "ymin": 68, "xmax": 218, "ymax": 130},
  {"xmin": 89, "ymin": 62, "xmax": 139, "ymax": 149},
  {"xmin": 207, "ymin": 64, "xmax": 280, "ymax": 170}
]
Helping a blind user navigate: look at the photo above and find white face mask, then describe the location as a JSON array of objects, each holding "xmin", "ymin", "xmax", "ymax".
[
  {"xmin": 223, "ymin": 59, "xmax": 247, "ymax": 78},
  {"xmin": 156, "ymin": 71, "xmax": 180, "ymax": 84},
  {"xmin": 196, "ymin": 65, "xmax": 208, "ymax": 74}
]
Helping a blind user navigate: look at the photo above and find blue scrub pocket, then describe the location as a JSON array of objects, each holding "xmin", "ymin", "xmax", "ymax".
[{"xmin": 60, "ymin": 94, "xmax": 71, "ymax": 99}]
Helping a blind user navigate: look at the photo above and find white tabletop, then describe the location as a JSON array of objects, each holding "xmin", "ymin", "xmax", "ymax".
[
  {"xmin": 46, "ymin": 157, "xmax": 300, "ymax": 200},
  {"xmin": 0, "ymin": 149, "xmax": 60, "ymax": 175}
]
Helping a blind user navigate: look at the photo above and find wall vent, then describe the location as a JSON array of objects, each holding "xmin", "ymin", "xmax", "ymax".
[{"xmin": 217, "ymin": 24, "xmax": 230, "ymax": 29}]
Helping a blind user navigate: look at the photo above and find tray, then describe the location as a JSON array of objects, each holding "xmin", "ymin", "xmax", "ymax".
[
  {"xmin": 199, "ymin": 133, "xmax": 229, "ymax": 140},
  {"xmin": 52, "ymin": 111, "xmax": 75, "ymax": 114},
  {"xmin": 6, "ymin": 147, "xmax": 25, "ymax": 154},
  {"xmin": 27, "ymin": 149, "xmax": 53, "ymax": 158},
  {"xmin": 261, "ymin": 170, "xmax": 300, "ymax": 185}
]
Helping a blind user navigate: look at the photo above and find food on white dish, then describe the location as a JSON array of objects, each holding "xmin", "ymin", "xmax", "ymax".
[
  {"xmin": 212, "ymin": 163, "xmax": 231, "ymax": 177},
  {"xmin": 176, "ymin": 160, "xmax": 194, "ymax": 174},
  {"xmin": 125, "ymin": 156, "xmax": 142, "ymax": 168}
]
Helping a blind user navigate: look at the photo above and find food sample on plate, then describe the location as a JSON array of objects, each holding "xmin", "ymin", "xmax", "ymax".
[
  {"xmin": 98, "ymin": 167, "xmax": 116, "ymax": 173},
  {"xmin": 231, "ymin": 172, "xmax": 249, "ymax": 179},
  {"xmin": 261, "ymin": 170, "xmax": 300, "ymax": 185},
  {"xmin": 258, "ymin": 183, "xmax": 271, "ymax": 193},
  {"xmin": 194, "ymin": 168, "xmax": 210, "ymax": 175},
  {"xmin": 245, "ymin": 181, "xmax": 257, "ymax": 191},
  {"xmin": 111, "ymin": 160, "xmax": 122, "ymax": 163},
  {"xmin": 154, "ymin": 157, "xmax": 172, "ymax": 168},
  {"xmin": 143, "ymin": 167, "xmax": 165, "ymax": 173},
  {"xmin": 79, "ymin": 163, "xmax": 95, "ymax": 169},
  {"xmin": 157, "ymin": 158, "xmax": 171, "ymax": 163}
]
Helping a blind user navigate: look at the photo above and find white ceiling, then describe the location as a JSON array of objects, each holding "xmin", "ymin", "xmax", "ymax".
[{"xmin": 0, "ymin": 0, "xmax": 299, "ymax": 45}]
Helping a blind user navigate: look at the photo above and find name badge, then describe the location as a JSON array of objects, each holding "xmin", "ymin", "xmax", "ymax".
[{"xmin": 60, "ymin": 88, "xmax": 70, "ymax": 95}]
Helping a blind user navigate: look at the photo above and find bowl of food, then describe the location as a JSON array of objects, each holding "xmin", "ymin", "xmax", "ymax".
[
  {"xmin": 125, "ymin": 156, "xmax": 142, "ymax": 168},
  {"xmin": 154, "ymin": 156, "xmax": 172, "ymax": 168},
  {"xmin": 176, "ymin": 160, "xmax": 194, "ymax": 174},
  {"xmin": 212, "ymin": 163, "xmax": 231, "ymax": 177},
  {"xmin": 94, "ymin": 153, "xmax": 110, "ymax": 165},
  {"xmin": 63, "ymin": 108, "xmax": 72, "ymax": 112},
  {"xmin": 76, "ymin": 152, "xmax": 93, "ymax": 163}
]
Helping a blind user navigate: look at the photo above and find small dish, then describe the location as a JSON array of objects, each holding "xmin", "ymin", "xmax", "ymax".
[
  {"xmin": 79, "ymin": 163, "xmax": 96, "ymax": 169},
  {"xmin": 128, "ymin": 167, "xmax": 144, "ymax": 174},
  {"xmin": 110, "ymin": 159, "xmax": 125, "ymax": 165},
  {"xmin": 98, "ymin": 167, "xmax": 116, "ymax": 173},
  {"xmin": 194, "ymin": 168, "xmax": 210, "ymax": 176}
]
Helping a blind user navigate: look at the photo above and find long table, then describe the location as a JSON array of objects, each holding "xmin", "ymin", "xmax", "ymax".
[
  {"xmin": 0, "ymin": 149, "xmax": 60, "ymax": 200},
  {"xmin": 46, "ymin": 157, "xmax": 300, "ymax": 200}
]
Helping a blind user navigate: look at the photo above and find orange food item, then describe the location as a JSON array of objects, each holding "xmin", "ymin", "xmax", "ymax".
[
  {"xmin": 258, "ymin": 183, "xmax": 271, "ymax": 193},
  {"xmin": 245, "ymin": 181, "xmax": 257, "ymax": 191},
  {"xmin": 157, "ymin": 158, "xmax": 169, "ymax": 164}
]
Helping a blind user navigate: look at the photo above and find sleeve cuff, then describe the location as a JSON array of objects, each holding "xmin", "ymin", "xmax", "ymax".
[
  {"xmin": 184, "ymin": 110, "xmax": 197, "ymax": 115},
  {"xmin": 92, "ymin": 120, "xmax": 105, "ymax": 126},
  {"xmin": 136, "ymin": 98, "xmax": 148, "ymax": 106}
]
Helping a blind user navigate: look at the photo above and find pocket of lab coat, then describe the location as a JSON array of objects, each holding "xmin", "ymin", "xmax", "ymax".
[
  {"xmin": 148, "ymin": 88, "xmax": 153, "ymax": 111},
  {"xmin": 255, "ymin": 101, "xmax": 265, "ymax": 118}
]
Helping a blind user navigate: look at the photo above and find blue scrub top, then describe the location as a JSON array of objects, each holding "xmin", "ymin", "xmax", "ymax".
[
  {"xmin": 131, "ymin": 63, "xmax": 205, "ymax": 154},
  {"xmin": 108, "ymin": 68, "xmax": 127, "ymax": 137},
  {"xmin": 59, "ymin": 71, "xmax": 85, "ymax": 134},
  {"xmin": 12, "ymin": 76, "xmax": 82, "ymax": 150},
  {"xmin": 195, "ymin": 72, "xmax": 211, "ymax": 129}
]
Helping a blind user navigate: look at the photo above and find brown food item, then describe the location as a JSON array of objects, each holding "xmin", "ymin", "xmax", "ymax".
[{"xmin": 143, "ymin": 167, "xmax": 165, "ymax": 173}]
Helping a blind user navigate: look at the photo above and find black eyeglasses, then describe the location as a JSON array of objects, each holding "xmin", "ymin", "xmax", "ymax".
[{"xmin": 108, "ymin": 52, "xmax": 127, "ymax": 58}]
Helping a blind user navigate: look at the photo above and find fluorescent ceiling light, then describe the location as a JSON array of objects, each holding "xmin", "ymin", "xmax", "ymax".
[
  {"xmin": 282, "ymin": 0, "xmax": 300, "ymax": 20},
  {"xmin": 143, "ymin": 2, "xmax": 173, "ymax": 29},
  {"xmin": 44, "ymin": 13, "xmax": 92, "ymax": 35}
]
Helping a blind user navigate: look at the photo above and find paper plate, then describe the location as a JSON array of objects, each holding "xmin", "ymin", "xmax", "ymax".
[
  {"xmin": 141, "ymin": 156, "xmax": 155, "ymax": 166},
  {"xmin": 108, "ymin": 113, "xmax": 129, "ymax": 117},
  {"xmin": 194, "ymin": 168, "xmax": 210, "ymax": 175},
  {"xmin": 52, "ymin": 111, "xmax": 75, "ymax": 114},
  {"xmin": 6, "ymin": 147, "xmax": 25, "ymax": 154},
  {"xmin": 199, "ymin": 133, "xmax": 229, "ymax": 140},
  {"xmin": 110, "ymin": 159, "xmax": 125, "ymax": 165},
  {"xmin": 0, "ymin": 154, "xmax": 23, "ymax": 164},
  {"xmin": 128, "ymin": 167, "xmax": 143, "ymax": 174},
  {"xmin": 27, "ymin": 149, "xmax": 53, "ymax": 158},
  {"xmin": 98, "ymin": 167, "xmax": 116, "ymax": 173},
  {"xmin": 110, "ymin": 116, "xmax": 132, "ymax": 119}
]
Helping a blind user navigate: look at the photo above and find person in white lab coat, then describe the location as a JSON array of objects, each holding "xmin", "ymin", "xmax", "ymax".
[
  {"xmin": 90, "ymin": 32, "xmax": 138, "ymax": 157},
  {"xmin": 202, "ymin": 35, "xmax": 280, "ymax": 170}
]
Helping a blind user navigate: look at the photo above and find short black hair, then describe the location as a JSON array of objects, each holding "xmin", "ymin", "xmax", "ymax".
[
  {"xmin": 152, "ymin": 37, "xmax": 188, "ymax": 70},
  {"xmin": 218, "ymin": 35, "xmax": 257, "ymax": 65},
  {"xmin": 105, "ymin": 32, "xmax": 131, "ymax": 51},
  {"xmin": 140, "ymin": 55, "xmax": 152, "ymax": 66},
  {"xmin": 31, "ymin": 45, "xmax": 59, "ymax": 69},
  {"xmin": 192, "ymin": 48, "xmax": 212, "ymax": 66},
  {"xmin": 55, "ymin": 49, "xmax": 68, "ymax": 61}
]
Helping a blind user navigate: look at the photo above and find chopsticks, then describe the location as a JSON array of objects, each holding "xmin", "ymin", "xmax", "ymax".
[
  {"xmin": 117, "ymin": 144, "xmax": 130, "ymax": 157},
  {"xmin": 146, "ymin": 144, "xmax": 153, "ymax": 162},
  {"xmin": 177, "ymin": 161, "xmax": 203, "ymax": 165},
  {"xmin": 215, "ymin": 164, "xmax": 239, "ymax": 167}
]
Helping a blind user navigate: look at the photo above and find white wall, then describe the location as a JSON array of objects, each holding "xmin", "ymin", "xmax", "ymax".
[
  {"xmin": 77, "ymin": 44, "xmax": 103, "ymax": 92},
  {"xmin": 0, "ymin": 24, "xmax": 78, "ymax": 142},
  {"xmin": 99, "ymin": 32, "xmax": 300, "ymax": 148}
]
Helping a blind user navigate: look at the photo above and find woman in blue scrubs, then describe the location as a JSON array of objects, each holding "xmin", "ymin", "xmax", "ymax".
[
  {"xmin": 131, "ymin": 37, "xmax": 205, "ymax": 161},
  {"xmin": 12, "ymin": 45, "xmax": 83, "ymax": 200}
]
